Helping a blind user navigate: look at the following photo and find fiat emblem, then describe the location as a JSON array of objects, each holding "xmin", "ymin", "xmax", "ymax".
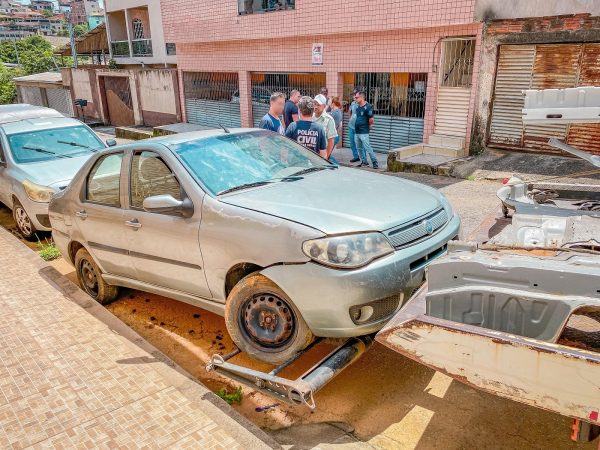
[{"xmin": 423, "ymin": 219, "xmax": 434, "ymax": 234}]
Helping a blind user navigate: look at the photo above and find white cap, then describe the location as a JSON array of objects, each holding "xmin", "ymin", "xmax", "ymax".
[{"xmin": 314, "ymin": 94, "xmax": 328, "ymax": 105}]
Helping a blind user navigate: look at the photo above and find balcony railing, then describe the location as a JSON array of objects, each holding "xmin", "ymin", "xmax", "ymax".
[
  {"xmin": 111, "ymin": 40, "xmax": 130, "ymax": 57},
  {"xmin": 239, "ymin": 0, "xmax": 294, "ymax": 15},
  {"xmin": 132, "ymin": 39, "xmax": 153, "ymax": 57}
]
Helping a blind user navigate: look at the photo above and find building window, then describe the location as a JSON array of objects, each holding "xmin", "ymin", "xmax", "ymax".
[
  {"xmin": 165, "ymin": 43, "xmax": 176, "ymax": 56},
  {"xmin": 132, "ymin": 18, "xmax": 144, "ymax": 40},
  {"xmin": 239, "ymin": 0, "xmax": 295, "ymax": 15}
]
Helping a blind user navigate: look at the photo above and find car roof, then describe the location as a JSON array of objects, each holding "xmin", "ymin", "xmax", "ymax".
[
  {"xmin": 117, "ymin": 128, "xmax": 264, "ymax": 148},
  {"xmin": 0, "ymin": 104, "xmax": 64, "ymax": 125},
  {"xmin": 1, "ymin": 115, "xmax": 89, "ymax": 135}
]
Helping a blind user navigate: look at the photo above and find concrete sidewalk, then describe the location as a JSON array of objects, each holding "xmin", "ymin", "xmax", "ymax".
[{"xmin": 0, "ymin": 227, "xmax": 278, "ymax": 449}]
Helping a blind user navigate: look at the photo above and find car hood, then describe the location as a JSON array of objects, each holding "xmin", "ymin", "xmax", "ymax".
[
  {"xmin": 220, "ymin": 167, "xmax": 443, "ymax": 234},
  {"xmin": 17, "ymin": 154, "xmax": 92, "ymax": 189}
]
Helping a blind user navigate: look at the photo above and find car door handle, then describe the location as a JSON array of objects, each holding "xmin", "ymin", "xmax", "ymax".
[
  {"xmin": 75, "ymin": 210, "xmax": 87, "ymax": 219},
  {"xmin": 125, "ymin": 218, "xmax": 142, "ymax": 230}
]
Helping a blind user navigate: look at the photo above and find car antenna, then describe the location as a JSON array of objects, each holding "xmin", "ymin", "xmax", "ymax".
[{"xmin": 218, "ymin": 123, "xmax": 231, "ymax": 134}]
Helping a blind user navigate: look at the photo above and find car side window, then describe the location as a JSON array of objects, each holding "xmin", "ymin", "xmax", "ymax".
[
  {"xmin": 86, "ymin": 153, "xmax": 123, "ymax": 207},
  {"xmin": 130, "ymin": 151, "xmax": 182, "ymax": 209}
]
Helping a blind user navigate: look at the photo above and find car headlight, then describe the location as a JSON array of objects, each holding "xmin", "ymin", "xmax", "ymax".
[
  {"xmin": 302, "ymin": 232, "xmax": 394, "ymax": 269},
  {"xmin": 23, "ymin": 179, "xmax": 55, "ymax": 203}
]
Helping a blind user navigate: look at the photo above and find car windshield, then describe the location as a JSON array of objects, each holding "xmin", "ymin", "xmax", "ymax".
[
  {"xmin": 171, "ymin": 130, "xmax": 333, "ymax": 195},
  {"xmin": 7, "ymin": 125, "xmax": 105, "ymax": 164}
]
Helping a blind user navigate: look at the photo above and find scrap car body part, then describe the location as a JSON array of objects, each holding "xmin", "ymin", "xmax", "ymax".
[{"xmin": 206, "ymin": 335, "xmax": 373, "ymax": 409}]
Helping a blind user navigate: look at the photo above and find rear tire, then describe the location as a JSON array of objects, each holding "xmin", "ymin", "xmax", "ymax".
[
  {"xmin": 225, "ymin": 273, "xmax": 314, "ymax": 365},
  {"xmin": 13, "ymin": 200, "xmax": 37, "ymax": 240},
  {"xmin": 74, "ymin": 248, "xmax": 119, "ymax": 304}
]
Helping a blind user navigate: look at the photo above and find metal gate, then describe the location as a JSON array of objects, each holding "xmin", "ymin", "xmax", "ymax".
[
  {"xmin": 489, "ymin": 43, "xmax": 600, "ymax": 155},
  {"xmin": 342, "ymin": 72, "xmax": 427, "ymax": 152},
  {"xmin": 250, "ymin": 72, "xmax": 325, "ymax": 127},
  {"xmin": 46, "ymin": 88, "xmax": 74, "ymax": 117},
  {"xmin": 434, "ymin": 38, "xmax": 475, "ymax": 139},
  {"xmin": 103, "ymin": 76, "xmax": 134, "ymax": 126},
  {"xmin": 184, "ymin": 72, "xmax": 241, "ymax": 128}
]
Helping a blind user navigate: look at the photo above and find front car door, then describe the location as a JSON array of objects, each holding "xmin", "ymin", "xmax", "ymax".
[
  {"xmin": 75, "ymin": 151, "xmax": 137, "ymax": 279},
  {"xmin": 124, "ymin": 147, "xmax": 211, "ymax": 298}
]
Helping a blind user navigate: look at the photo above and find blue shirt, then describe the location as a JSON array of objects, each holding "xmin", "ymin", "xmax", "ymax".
[
  {"xmin": 283, "ymin": 100, "xmax": 298, "ymax": 129},
  {"xmin": 285, "ymin": 120, "xmax": 327, "ymax": 154},
  {"xmin": 259, "ymin": 113, "xmax": 284, "ymax": 134},
  {"xmin": 354, "ymin": 102, "xmax": 374, "ymax": 134}
]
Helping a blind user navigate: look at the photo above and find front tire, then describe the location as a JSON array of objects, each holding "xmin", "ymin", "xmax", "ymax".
[
  {"xmin": 225, "ymin": 273, "xmax": 314, "ymax": 365},
  {"xmin": 74, "ymin": 248, "xmax": 119, "ymax": 304},
  {"xmin": 13, "ymin": 200, "xmax": 37, "ymax": 240}
]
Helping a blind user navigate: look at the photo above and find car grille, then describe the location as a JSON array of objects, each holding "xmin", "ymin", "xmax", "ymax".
[
  {"xmin": 349, "ymin": 294, "xmax": 403, "ymax": 325},
  {"xmin": 385, "ymin": 208, "xmax": 448, "ymax": 248}
]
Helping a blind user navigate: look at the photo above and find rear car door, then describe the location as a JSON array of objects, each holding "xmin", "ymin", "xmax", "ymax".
[
  {"xmin": 125, "ymin": 148, "xmax": 210, "ymax": 298},
  {"xmin": 75, "ymin": 151, "xmax": 137, "ymax": 278}
]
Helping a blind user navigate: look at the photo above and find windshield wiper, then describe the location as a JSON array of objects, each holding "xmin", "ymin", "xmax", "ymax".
[
  {"xmin": 217, "ymin": 176, "xmax": 303, "ymax": 196},
  {"xmin": 58, "ymin": 140, "xmax": 90, "ymax": 148},
  {"xmin": 22, "ymin": 145, "xmax": 72, "ymax": 158},
  {"xmin": 291, "ymin": 165, "xmax": 337, "ymax": 177}
]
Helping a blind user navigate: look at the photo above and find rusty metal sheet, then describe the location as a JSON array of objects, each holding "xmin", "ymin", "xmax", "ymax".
[
  {"xmin": 567, "ymin": 44, "xmax": 600, "ymax": 155},
  {"xmin": 376, "ymin": 285, "xmax": 600, "ymax": 425},
  {"xmin": 523, "ymin": 44, "xmax": 581, "ymax": 153}
]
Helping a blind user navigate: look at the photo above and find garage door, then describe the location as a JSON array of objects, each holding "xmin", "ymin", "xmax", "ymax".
[
  {"xmin": 46, "ymin": 88, "xmax": 74, "ymax": 117},
  {"xmin": 488, "ymin": 43, "xmax": 600, "ymax": 155}
]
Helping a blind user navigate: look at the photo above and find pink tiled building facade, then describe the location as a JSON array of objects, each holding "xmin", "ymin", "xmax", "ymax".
[{"xmin": 160, "ymin": 0, "xmax": 482, "ymax": 154}]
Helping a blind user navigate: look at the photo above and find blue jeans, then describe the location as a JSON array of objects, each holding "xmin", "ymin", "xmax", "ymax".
[
  {"xmin": 348, "ymin": 127, "xmax": 359, "ymax": 160},
  {"xmin": 355, "ymin": 133, "xmax": 378, "ymax": 166}
]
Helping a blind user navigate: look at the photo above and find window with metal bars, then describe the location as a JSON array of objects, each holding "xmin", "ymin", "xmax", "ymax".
[
  {"xmin": 342, "ymin": 72, "xmax": 428, "ymax": 152},
  {"xmin": 249, "ymin": 72, "xmax": 326, "ymax": 126},
  {"xmin": 132, "ymin": 18, "xmax": 144, "ymax": 40},
  {"xmin": 239, "ymin": 0, "xmax": 295, "ymax": 15}
]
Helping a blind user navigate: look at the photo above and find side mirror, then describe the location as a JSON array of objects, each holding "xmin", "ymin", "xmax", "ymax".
[
  {"xmin": 106, "ymin": 138, "xmax": 117, "ymax": 147},
  {"xmin": 142, "ymin": 194, "xmax": 194, "ymax": 218}
]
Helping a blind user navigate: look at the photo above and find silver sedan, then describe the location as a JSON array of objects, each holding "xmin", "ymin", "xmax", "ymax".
[{"xmin": 49, "ymin": 129, "xmax": 460, "ymax": 364}]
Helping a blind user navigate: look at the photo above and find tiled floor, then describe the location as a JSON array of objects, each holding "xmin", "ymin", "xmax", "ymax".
[{"xmin": 0, "ymin": 227, "xmax": 275, "ymax": 449}]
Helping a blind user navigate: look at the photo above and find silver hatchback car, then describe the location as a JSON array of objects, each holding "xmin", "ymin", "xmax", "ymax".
[
  {"xmin": 49, "ymin": 129, "xmax": 460, "ymax": 364},
  {"xmin": 0, "ymin": 104, "xmax": 111, "ymax": 239}
]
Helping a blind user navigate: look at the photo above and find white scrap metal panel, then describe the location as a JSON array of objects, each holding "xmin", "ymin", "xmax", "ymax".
[{"xmin": 522, "ymin": 87, "xmax": 600, "ymax": 124}]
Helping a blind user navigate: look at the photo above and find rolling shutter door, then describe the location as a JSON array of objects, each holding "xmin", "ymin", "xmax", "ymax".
[
  {"xmin": 341, "ymin": 114, "xmax": 424, "ymax": 152},
  {"xmin": 523, "ymin": 44, "xmax": 581, "ymax": 153},
  {"xmin": 434, "ymin": 87, "xmax": 471, "ymax": 137},
  {"xmin": 19, "ymin": 86, "xmax": 43, "ymax": 106},
  {"xmin": 566, "ymin": 43, "xmax": 600, "ymax": 155},
  {"xmin": 488, "ymin": 45, "xmax": 535, "ymax": 146},
  {"xmin": 46, "ymin": 88, "xmax": 74, "ymax": 117},
  {"xmin": 185, "ymin": 99, "xmax": 241, "ymax": 128},
  {"xmin": 252, "ymin": 103, "xmax": 269, "ymax": 128}
]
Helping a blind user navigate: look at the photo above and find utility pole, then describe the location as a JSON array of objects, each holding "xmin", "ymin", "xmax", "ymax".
[
  {"xmin": 67, "ymin": 8, "xmax": 77, "ymax": 68},
  {"xmin": 12, "ymin": 37, "xmax": 20, "ymax": 66}
]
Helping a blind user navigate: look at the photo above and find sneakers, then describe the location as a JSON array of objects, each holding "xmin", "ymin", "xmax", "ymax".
[
  {"xmin": 372, "ymin": 163, "xmax": 380, "ymax": 170},
  {"xmin": 349, "ymin": 158, "xmax": 360, "ymax": 163}
]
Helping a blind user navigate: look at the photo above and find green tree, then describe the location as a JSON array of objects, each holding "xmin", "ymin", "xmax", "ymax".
[
  {"xmin": 73, "ymin": 24, "xmax": 89, "ymax": 37},
  {"xmin": 41, "ymin": 9, "xmax": 54, "ymax": 17},
  {"xmin": 0, "ymin": 36, "xmax": 56, "ymax": 74},
  {"xmin": 0, "ymin": 65, "xmax": 24, "ymax": 104}
]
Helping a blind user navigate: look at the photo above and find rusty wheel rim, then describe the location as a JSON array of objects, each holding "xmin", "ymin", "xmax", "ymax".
[{"xmin": 241, "ymin": 294, "xmax": 295, "ymax": 349}]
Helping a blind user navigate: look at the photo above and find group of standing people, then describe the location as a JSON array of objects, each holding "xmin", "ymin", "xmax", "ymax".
[{"xmin": 258, "ymin": 87, "xmax": 379, "ymax": 169}]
